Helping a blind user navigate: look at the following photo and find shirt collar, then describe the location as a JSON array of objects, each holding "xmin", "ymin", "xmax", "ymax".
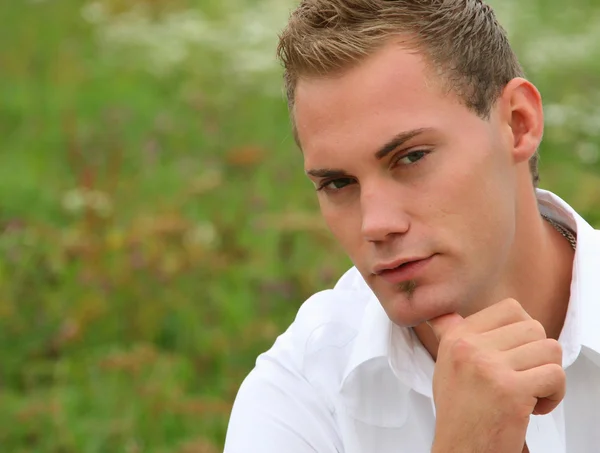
[
  {"xmin": 536, "ymin": 189, "xmax": 600, "ymax": 364},
  {"xmin": 340, "ymin": 293, "xmax": 392, "ymax": 384},
  {"xmin": 340, "ymin": 189, "xmax": 600, "ymax": 395}
]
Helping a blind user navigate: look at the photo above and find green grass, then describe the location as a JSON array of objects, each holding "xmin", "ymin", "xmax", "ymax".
[{"xmin": 1, "ymin": 0, "xmax": 600, "ymax": 451}]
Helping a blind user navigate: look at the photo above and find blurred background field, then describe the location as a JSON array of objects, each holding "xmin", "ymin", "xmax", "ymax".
[{"xmin": 1, "ymin": 0, "xmax": 600, "ymax": 452}]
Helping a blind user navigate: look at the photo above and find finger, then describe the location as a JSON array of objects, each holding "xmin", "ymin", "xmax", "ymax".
[
  {"xmin": 462, "ymin": 298, "xmax": 532, "ymax": 334},
  {"xmin": 504, "ymin": 339, "xmax": 562, "ymax": 371},
  {"xmin": 518, "ymin": 363, "xmax": 566, "ymax": 415},
  {"xmin": 427, "ymin": 313, "xmax": 464, "ymax": 340},
  {"xmin": 534, "ymin": 396, "xmax": 563, "ymax": 416},
  {"xmin": 478, "ymin": 320, "xmax": 547, "ymax": 351}
]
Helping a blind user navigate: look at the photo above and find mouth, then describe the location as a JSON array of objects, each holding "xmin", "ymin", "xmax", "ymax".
[{"xmin": 374, "ymin": 255, "xmax": 435, "ymax": 284}]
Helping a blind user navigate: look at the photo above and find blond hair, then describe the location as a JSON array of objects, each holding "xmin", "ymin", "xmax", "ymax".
[{"xmin": 277, "ymin": 0, "xmax": 539, "ymax": 186}]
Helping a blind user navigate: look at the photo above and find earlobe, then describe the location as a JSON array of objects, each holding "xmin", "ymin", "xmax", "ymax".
[{"xmin": 505, "ymin": 78, "xmax": 544, "ymax": 164}]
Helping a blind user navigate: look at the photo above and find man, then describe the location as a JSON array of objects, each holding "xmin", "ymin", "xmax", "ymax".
[{"xmin": 224, "ymin": 1, "xmax": 600, "ymax": 452}]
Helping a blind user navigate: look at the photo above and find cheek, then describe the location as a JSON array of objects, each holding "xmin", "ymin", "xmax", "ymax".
[
  {"xmin": 320, "ymin": 201, "xmax": 346, "ymax": 237},
  {"xmin": 413, "ymin": 144, "xmax": 513, "ymax": 244},
  {"xmin": 413, "ymin": 161, "xmax": 476, "ymax": 224},
  {"xmin": 436, "ymin": 140, "xmax": 510, "ymax": 205},
  {"xmin": 320, "ymin": 202, "xmax": 363, "ymax": 253},
  {"xmin": 430, "ymin": 147, "xmax": 516, "ymax": 253}
]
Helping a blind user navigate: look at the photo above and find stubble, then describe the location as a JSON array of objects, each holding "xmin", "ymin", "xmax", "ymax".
[{"xmin": 397, "ymin": 279, "xmax": 417, "ymax": 299}]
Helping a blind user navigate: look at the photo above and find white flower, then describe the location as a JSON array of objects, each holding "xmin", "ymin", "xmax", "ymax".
[
  {"xmin": 81, "ymin": 1, "xmax": 107, "ymax": 24},
  {"xmin": 62, "ymin": 189, "xmax": 87, "ymax": 214},
  {"xmin": 184, "ymin": 222, "xmax": 218, "ymax": 248},
  {"xmin": 544, "ymin": 104, "xmax": 572, "ymax": 128},
  {"xmin": 61, "ymin": 188, "xmax": 113, "ymax": 217},
  {"xmin": 576, "ymin": 142, "xmax": 599, "ymax": 165},
  {"xmin": 80, "ymin": 0, "xmax": 295, "ymax": 92}
]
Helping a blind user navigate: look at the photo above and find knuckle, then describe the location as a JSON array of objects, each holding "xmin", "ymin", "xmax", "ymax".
[
  {"xmin": 503, "ymin": 298, "xmax": 524, "ymax": 315},
  {"xmin": 473, "ymin": 353, "xmax": 497, "ymax": 378},
  {"xmin": 526, "ymin": 319, "xmax": 547, "ymax": 338},
  {"xmin": 548, "ymin": 363, "xmax": 566, "ymax": 380},
  {"xmin": 448, "ymin": 336, "xmax": 477, "ymax": 361},
  {"xmin": 544, "ymin": 363, "xmax": 567, "ymax": 388},
  {"xmin": 544, "ymin": 338, "xmax": 563, "ymax": 362},
  {"xmin": 503, "ymin": 297, "xmax": 519, "ymax": 309}
]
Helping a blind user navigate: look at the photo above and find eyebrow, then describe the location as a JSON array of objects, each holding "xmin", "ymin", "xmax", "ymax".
[
  {"xmin": 374, "ymin": 127, "xmax": 433, "ymax": 160},
  {"xmin": 305, "ymin": 127, "xmax": 434, "ymax": 178},
  {"xmin": 305, "ymin": 167, "xmax": 350, "ymax": 178}
]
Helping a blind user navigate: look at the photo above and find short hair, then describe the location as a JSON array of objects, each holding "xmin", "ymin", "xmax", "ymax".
[{"xmin": 276, "ymin": 0, "xmax": 539, "ymax": 186}]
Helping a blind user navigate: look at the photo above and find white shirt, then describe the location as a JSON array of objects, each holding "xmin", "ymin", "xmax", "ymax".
[{"xmin": 224, "ymin": 189, "xmax": 600, "ymax": 453}]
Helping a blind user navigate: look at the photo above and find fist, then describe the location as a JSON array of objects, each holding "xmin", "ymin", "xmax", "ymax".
[{"xmin": 428, "ymin": 298, "xmax": 566, "ymax": 453}]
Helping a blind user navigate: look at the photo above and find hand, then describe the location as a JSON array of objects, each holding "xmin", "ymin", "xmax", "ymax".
[{"xmin": 428, "ymin": 298, "xmax": 566, "ymax": 453}]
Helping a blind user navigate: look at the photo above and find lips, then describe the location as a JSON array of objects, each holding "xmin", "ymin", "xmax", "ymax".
[
  {"xmin": 373, "ymin": 256, "xmax": 430, "ymax": 275},
  {"xmin": 374, "ymin": 255, "xmax": 434, "ymax": 284}
]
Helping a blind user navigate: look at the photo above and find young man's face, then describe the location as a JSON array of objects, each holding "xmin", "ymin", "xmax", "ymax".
[{"xmin": 295, "ymin": 43, "xmax": 532, "ymax": 327}]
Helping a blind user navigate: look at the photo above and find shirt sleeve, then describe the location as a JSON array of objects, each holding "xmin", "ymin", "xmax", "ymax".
[{"xmin": 223, "ymin": 344, "xmax": 342, "ymax": 453}]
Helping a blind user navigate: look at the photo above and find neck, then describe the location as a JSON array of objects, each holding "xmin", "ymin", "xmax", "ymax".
[
  {"xmin": 505, "ymin": 209, "xmax": 574, "ymax": 340},
  {"xmin": 416, "ymin": 188, "xmax": 575, "ymax": 360}
]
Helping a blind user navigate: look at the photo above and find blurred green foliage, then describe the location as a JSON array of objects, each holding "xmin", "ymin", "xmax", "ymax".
[{"xmin": 0, "ymin": 0, "xmax": 599, "ymax": 451}]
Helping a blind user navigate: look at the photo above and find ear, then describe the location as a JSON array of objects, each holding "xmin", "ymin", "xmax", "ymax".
[{"xmin": 498, "ymin": 77, "xmax": 544, "ymax": 164}]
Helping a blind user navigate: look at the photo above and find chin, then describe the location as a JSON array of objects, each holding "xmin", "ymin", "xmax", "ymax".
[{"xmin": 376, "ymin": 282, "xmax": 462, "ymax": 328}]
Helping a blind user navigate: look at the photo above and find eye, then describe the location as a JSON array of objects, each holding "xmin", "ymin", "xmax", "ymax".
[
  {"xmin": 317, "ymin": 177, "xmax": 355, "ymax": 193},
  {"xmin": 394, "ymin": 150, "xmax": 429, "ymax": 166}
]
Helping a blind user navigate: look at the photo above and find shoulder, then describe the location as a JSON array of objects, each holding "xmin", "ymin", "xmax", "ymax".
[
  {"xmin": 224, "ymin": 268, "xmax": 372, "ymax": 452},
  {"xmin": 295, "ymin": 267, "xmax": 372, "ymax": 342},
  {"xmin": 246, "ymin": 267, "xmax": 373, "ymax": 397},
  {"xmin": 268, "ymin": 267, "xmax": 371, "ymax": 368}
]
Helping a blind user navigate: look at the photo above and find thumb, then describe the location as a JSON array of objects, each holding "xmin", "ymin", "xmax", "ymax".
[{"xmin": 426, "ymin": 313, "xmax": 464, "ymax": 340}]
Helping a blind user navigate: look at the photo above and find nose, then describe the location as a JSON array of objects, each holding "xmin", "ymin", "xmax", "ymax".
[{"xmin": 360, "ymin": 183, "xmax": 410, "ymax": 242}]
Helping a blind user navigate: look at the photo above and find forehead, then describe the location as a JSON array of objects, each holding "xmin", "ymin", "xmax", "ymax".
[{"xmin": 294, "ymin": 44, "xmax": 468, "ymax": 164}]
